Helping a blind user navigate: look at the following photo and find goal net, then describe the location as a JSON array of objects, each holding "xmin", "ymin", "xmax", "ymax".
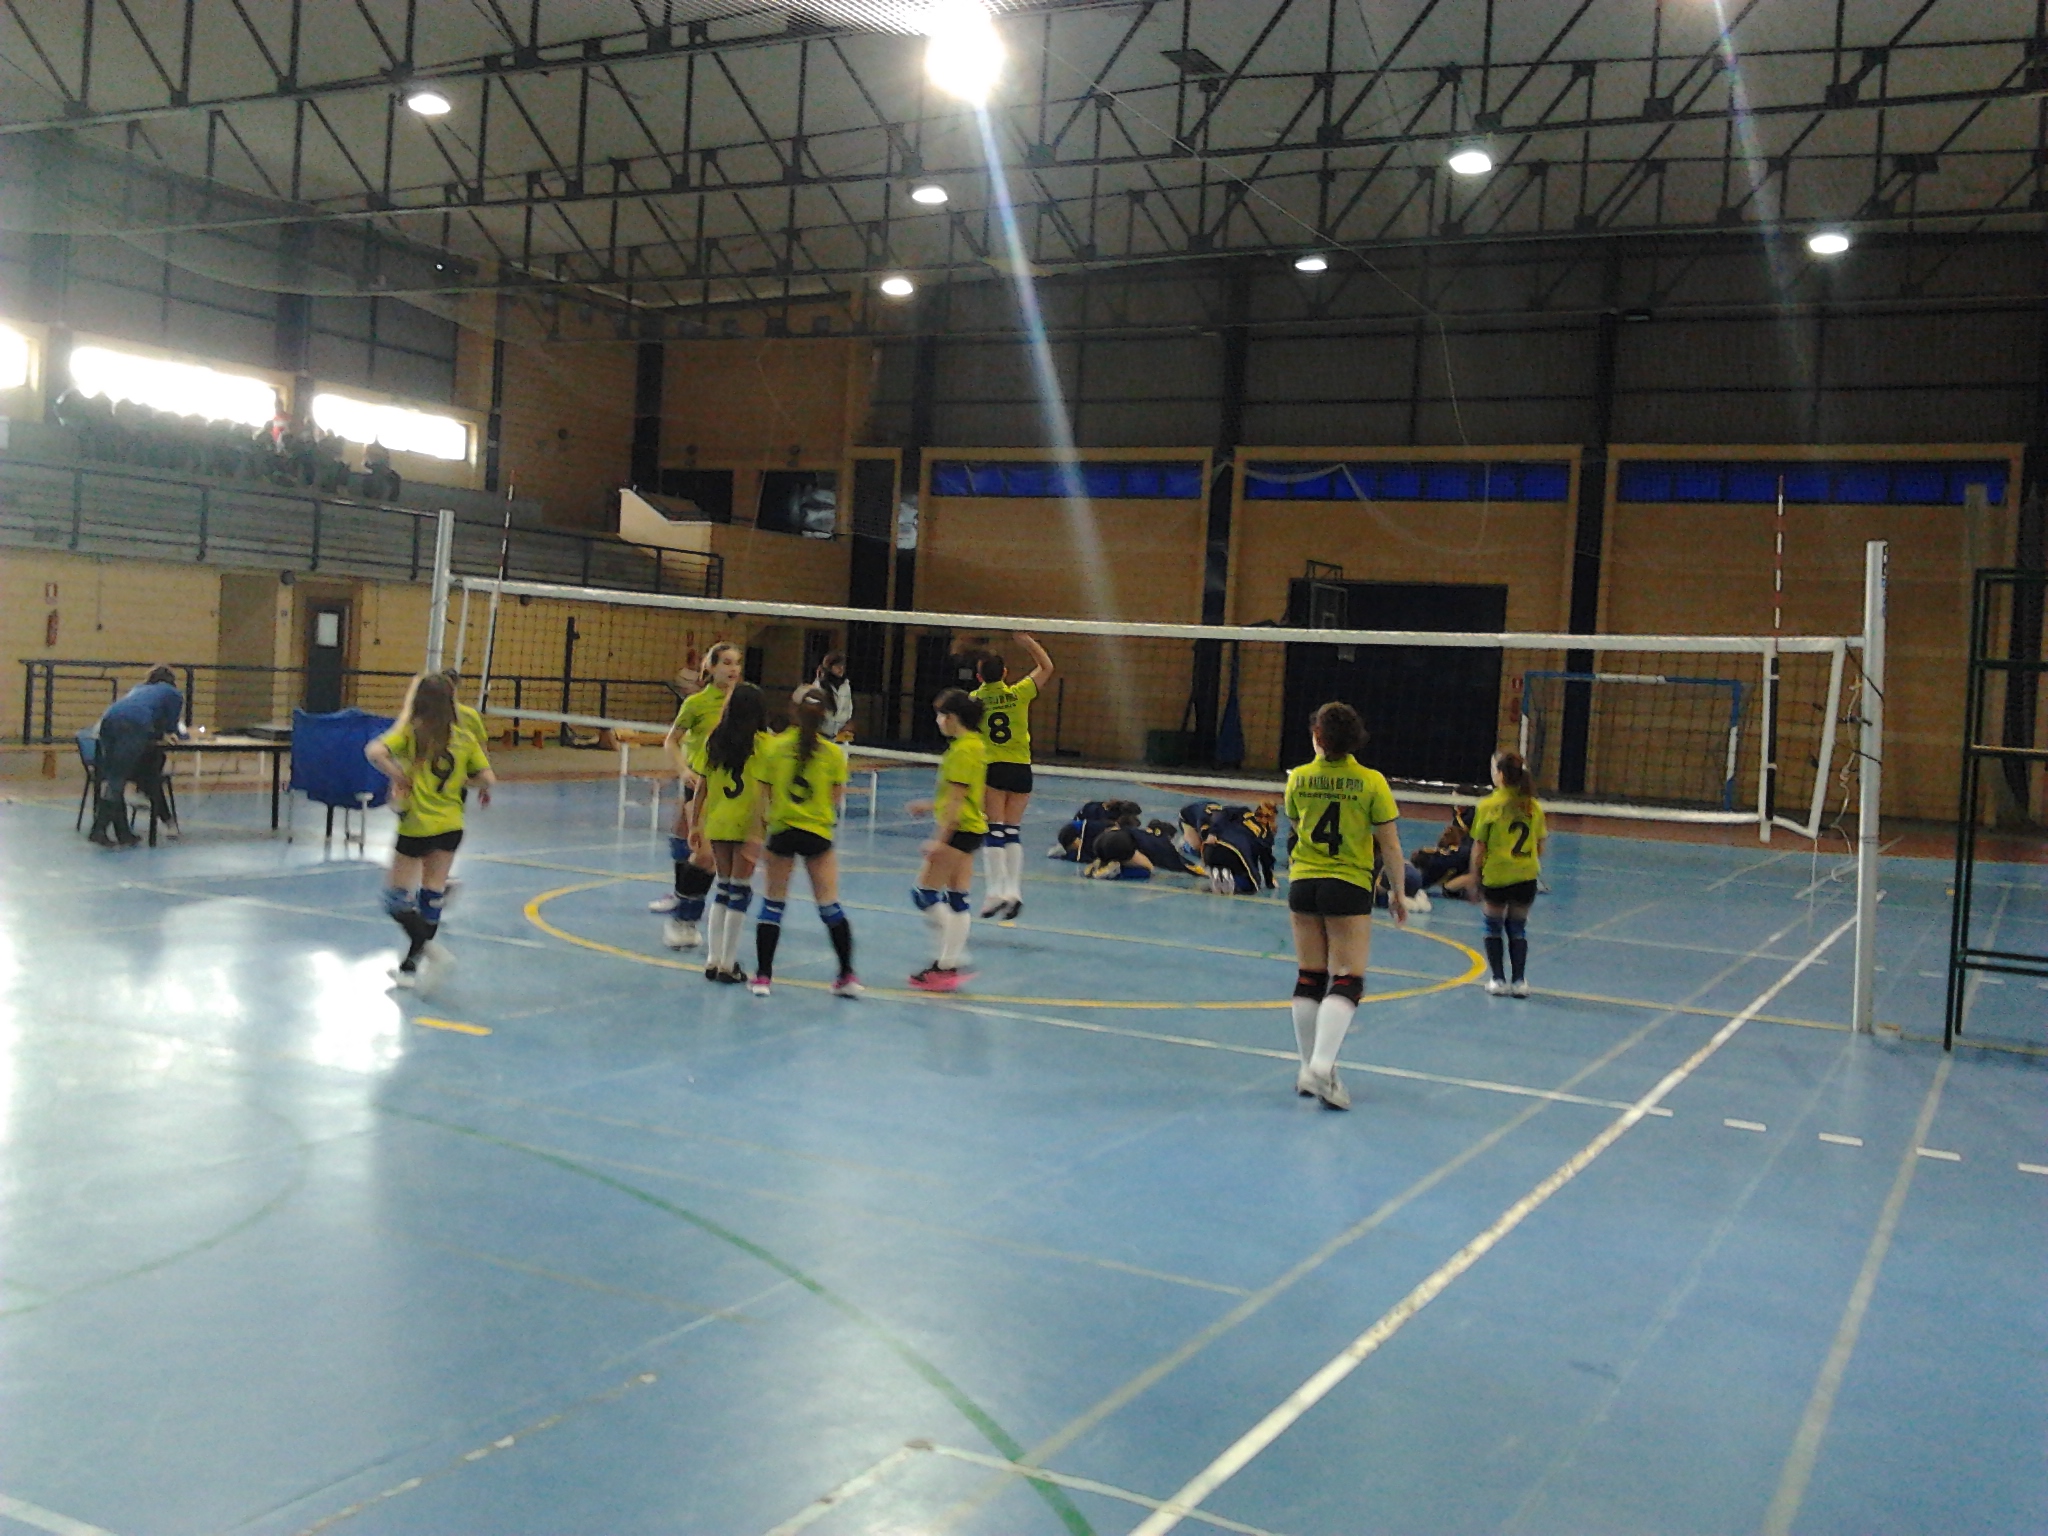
[{"xmin": 438, "ymin": 574, "xmax": 1866, "ymax": 841}]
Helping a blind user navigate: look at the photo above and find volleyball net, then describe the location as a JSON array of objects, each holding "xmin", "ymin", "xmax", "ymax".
[{"xmin": 433, "ymin": 573, "xmax": 1873, "ymax": 842}]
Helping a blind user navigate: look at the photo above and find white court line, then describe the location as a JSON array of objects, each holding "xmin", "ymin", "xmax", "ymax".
[
  {"xmin": 1915, "ymin": 1147, "xmax": 1962, "ymax": 1162},
  {"xmin": 123, "ymin": 883, "xmax": 552, "ymax": 949},
  {"xmin": 2019, "ymin": 1163, "xmax": 2048, "ymax": 1177},
  {"xmin": 1704, "ymin": 847, "xmax": 1803, "ymax": 892},
  {"xmin": 1818, "ymin": 1133, "xmax": 1864, "ymax": 1147},
  {"xmin": 929, "ymin": 1445, "xmax": 1297, "ymax": 1536},
  {"xmin": 1126, "ymin": 911, "xmax": 1859, "ymax": 1536},
  {"xmin": 0, "ymin": 1495, "xmax": 121, "ymax": 1536},
  {"xmin": 759, "ymin": 1443, "xmax": 926, "ymax": 1536},
  {"xmin": 1762, "ymin": 1056, "xmax": 1954, "ymax": 1536},
  {"xmin": 1724, "ymin": 1118, "xmax": 1768, "ymax": 1132}
]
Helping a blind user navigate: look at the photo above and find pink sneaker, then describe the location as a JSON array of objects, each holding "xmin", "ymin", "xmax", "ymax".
[
  {"xmin": 908, "ymin": 966, "xmax": 963, "ymax": 993},
  {"xmin": 831, "ymin": 973, "xmax": 864, "ymax": 999}
]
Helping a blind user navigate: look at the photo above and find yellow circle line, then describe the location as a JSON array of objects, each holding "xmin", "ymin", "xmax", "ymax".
[{"xmin": 523, "ymin": 881, "xmax": 1485, "ymax": 1010}]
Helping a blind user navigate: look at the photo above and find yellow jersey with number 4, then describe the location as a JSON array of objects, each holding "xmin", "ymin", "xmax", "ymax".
[
  {"xmin": 762, "ymin": 734, "xmax": 850, "ymax": 840},
  {"xmin": 1284, "ymin": 753, "xmax": 1399, "ymax": 889},
  {"xmin": 381, "ymin": 722, "xmax": 491, "ymax": 839},
  {"xmin": 938, "ymin": 731, "xmax": 989, "ymax": 835},
  {"xmin": 972, "ymin": 677, "xmax": 1038, "ymax": 765},
  {"xmin": 1471, "ymin": 788, "xmax": 1545, "ymax": 886}
]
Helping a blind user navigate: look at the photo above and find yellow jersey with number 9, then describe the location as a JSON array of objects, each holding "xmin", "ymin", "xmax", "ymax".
[
  {"xmin": 938, "ymin": 731, "xmax": 989, "ymax": 835},
  {"xmin": 1471, "ymin": 788, "xmax": 1545, "ymax": 886},
  {"xmin": 972, "ymin": 677, "xmax": 1038, "ymax": 765},
  {"xmin": 762, "ymin": 734, "xmax": 850, "ymax": 839},
  {"xmin": 673, "ymin": 683, "xmax": 727, "ymax": 774},
  {"xmin": 381, "ymin": 722, "xmax": 490, "ymax": 839},
  {"xmin": 1284, "ymin": 753, "xmax": 1399, "ymax": 889}
]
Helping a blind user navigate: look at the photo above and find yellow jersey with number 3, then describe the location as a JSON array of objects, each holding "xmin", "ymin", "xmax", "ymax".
[
  {"xmin": 972, "ymin": 677, "xmax": 1038, "ymax": 765},
  {"xmin": 938, "ymin": 731, "xmax": 990, "ymax": 835},
  {"xmin": 1284, "ymin": 753, "xmax": 1399, "ymax": 889},
  {"xmin": 701, "ymin": 731, "xmax": 770, "ymax": 842},
  {"xmin": 1471, "ymin": 788, "xmax": 1545, "ymax": 886},
  {"xmin": 673, "ymin": 683, "xmax": 726, "ymax": 774},
  {"xmin": 762, "ymin": 734, "xmax": 850, "ymax": 840},
  {"xmin": 381, "ymin": 722, "xmax": 490, "ymax": 839}
]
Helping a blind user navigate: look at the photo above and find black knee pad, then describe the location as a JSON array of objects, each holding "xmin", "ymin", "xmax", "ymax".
[
  {"xmin": 679, "ymin": 864, "xmax": 715, "ymax": 898},
  {"xmin": 1294, "ymin": 968, "xmax": 1329, "ymax": 1000},
  {"xmin": 1328, "ymin": 974, "xmax": 1364, "ymax": 1005}
]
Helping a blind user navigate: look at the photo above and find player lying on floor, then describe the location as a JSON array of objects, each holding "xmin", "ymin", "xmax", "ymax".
[
  {"xmin": 1083, "ymin": 822, "xmax": 1198, "ymax": 880},
  {"xmin": 1180, "ymin": 800, "xmax": 1279, "ymax": 895},
  {"xmin": 1046, "ymin": 799, "xmax": 1142, "ymax": 862}
]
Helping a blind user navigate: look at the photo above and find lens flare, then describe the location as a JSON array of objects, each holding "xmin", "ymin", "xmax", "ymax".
[{"xmin": 923, "ymin": 2, "xmax": 1004, "ymax": 104}]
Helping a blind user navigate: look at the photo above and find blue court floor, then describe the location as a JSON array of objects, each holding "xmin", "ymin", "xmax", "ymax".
[{"xmin": 1, "ymin": 771, "xmax": 2043, "ymax": 1536}]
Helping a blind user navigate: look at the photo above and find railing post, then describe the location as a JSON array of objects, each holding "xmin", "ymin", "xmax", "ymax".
[
  {"xmin": 309, "ymin": 499, "xmax": 322, "ymax": 570},
  {"xmin": 653, "ymin": 552, "xmax": 664, "ymax": 595},
  {"xmin": 21, "ymin": 662, "xmax": 34, "ymax": 745},
  {"xmin": 68, "ymin": 467, "xmax": 83, "ymax": 550},
  {"xmin": 410, "ymin": 514, "xmax": 422, "ymax": 581},
  {"xmin": 42, "ymin": 662, "xmax": 55, "ymax": 744},
  {"xmin": 581, "ymin": 538, "xmax": 592, "ymax": 587},
  {"xmin": 196, "ymin": 486, "xmax": 210, "ymax": 561}
]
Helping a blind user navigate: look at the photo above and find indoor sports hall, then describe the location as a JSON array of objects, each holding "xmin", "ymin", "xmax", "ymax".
[{"xmin": 1, "ymin": 4, "xmax": 2045, "ymax": 1536}]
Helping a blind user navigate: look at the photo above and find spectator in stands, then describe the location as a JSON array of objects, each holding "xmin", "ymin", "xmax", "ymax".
[
  {"xmin": 362, "ymin": 439, "xmax": 401, "ymax": 501},
  {"xmin": 89, "ymin": 664, "xmax": 186, "ymax": 847},
  {"xmin": 815, "ymin": 651, "xmax": 854, "ymax": 741}
]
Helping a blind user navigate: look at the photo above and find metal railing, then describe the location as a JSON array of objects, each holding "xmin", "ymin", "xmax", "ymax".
[
  {"xmin": 0, "ymin": 454, "xmax": 722, "ymax": 597},
  {"xmin": 19, "ymin": 658, "xmax": 680, "ymax": 746}
]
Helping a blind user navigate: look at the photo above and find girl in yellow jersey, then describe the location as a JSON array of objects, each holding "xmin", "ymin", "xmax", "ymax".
[
  {"xmin": 656, "ymin": 642, "xmax": 742, "ymax": 950},
  {"xmin": 750, "ymin": 686, "xmax": 860, "ymax": 999},
  {"xmin": 903, "ymin": 688, "xmax": 988, "ymax": 992},
  {"xmin": 1468, "ymin": 751, "xmax": 1546, "ymax": 998},
  {"xmin": 365, "ymin": 672, "xmax": 496, "ymax": 992},
  {"xmin": 970, "ymin": 632, "xmax": 1055, "ymax": 920},
  {"xmin": 1282, "ymin": 701, "xmax": 1407, "ymax": 1109},
  {"xmin": 697, "ymin": 680, "xmax": 769, "ymax": 984}
]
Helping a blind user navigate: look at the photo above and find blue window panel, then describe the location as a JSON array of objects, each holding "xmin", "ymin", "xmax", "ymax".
[
  {"xmin": 1475, "ymin": 464, "xmax": 1520, "ymax": 498},
  {"xmin": 1423, "ymin": 464, "xmax": 1478, "ymax": 499},
  {"xmin": 1366, "ymin": 464, "xmax": 1419, "ymax": 499},
  {"xmin": 931, "ymin": 462, "xmax": 974, "ymax": 496},
  {"xmin": 1671, "ymin": 465, "xmax": 1725, "ymax": 501},
  {"xmin": 1833, "ymin": 466, "xmax": 1891, "ymax": 504},
  {"xmin": 1891, "ymin": 467, "xmax": 1945, "ymax": 503},
  {"xmin": 969, "ymin": 463, "xmax": 1011, "ymax": 496},
  {"xmin": 1120, "ymin": 464, "xmax": 1162, "ymax": 497},
  {"xmin": 1949, "ymin": 464, "xmax": 2008, "ymax": 505},
  {"xmin": 1519, "ymin": 462, "xmax": 1573, "ymax": 500},
  {"xmin": 1619, "ymin": 464, "xmax": 1674, "ymax": 502},
  {"xmin": 1781, "ymin": 466, "xmax": 1832, "ymax": 502},
  {"xmin": 1079, "ymin": 464, "xmax": 1125, "ymax": 498},
  {"xmin": 1724, "ymin": 466, "xmax": 1781, "ymax": 503},
  {"xmin": 1162, "ymin": 463, "xmax": 1204, "ymax": 498}
]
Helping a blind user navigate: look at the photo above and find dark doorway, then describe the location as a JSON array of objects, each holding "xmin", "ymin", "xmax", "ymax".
[
  {"xmin": 1280, "ymin": 581, "xmax": 1506, "ymax": 786},
  {"xmin": 304, "ymin": 601, "xmax": 349, "ymax": 714},
  {"xmin": 910, "ymin": 634, "xmax": 978, "ymax": 745}
]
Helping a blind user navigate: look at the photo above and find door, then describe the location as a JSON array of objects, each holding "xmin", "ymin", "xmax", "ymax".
[
  {"xmin": 911, "ymin": 634, "xmax": 978, "ymax": 745},
  {"xmin": 304, "ymin": 602, "xmax": 349, "ymax": 714},
  {"xmin": 1280, "ymin": 582, "xmax": 1507, "ymax": 787}
]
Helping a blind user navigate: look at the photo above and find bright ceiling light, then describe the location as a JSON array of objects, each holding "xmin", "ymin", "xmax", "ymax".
[
  {"xmin": 910, "ymin": 183, "xmax": 949, "ymax": 206},
  {"xmin": 879, "ymin": 275, "xmax": 916, "ymax": 298},
  {"xmin": 1294, "ymin": 253, "xmax": 1329, "ymax": 273},
  {"xmin": 921, "ymin": 2, "xmax": 1004, "ymax": 105},
  {"xmin": 1447, "ymin": 143, "xmax": 1494, "ymax": 177},
  {"xmin": 405, "ymin": 89, "xmax": 452, "ymax": 117},
  {"xmin": 1807, "ymin": 229, "xmax": 1852, "ymax": 256}
]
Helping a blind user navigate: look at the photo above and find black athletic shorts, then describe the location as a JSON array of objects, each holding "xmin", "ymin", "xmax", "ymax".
[
  {"xmin": 767, "ymin": 827, "xmax": 834, "ymax": 859},
  {"xmin": 395, "ymin": 829, "xmax": 464, "ymax": 858},
  {"xmin": 1481, "ymin": 879, "xmax": 1540, "ymax": 908},
  {"xmin": 948, "ymin": 829, "xmax": 986, "ymax": 854},
  {"xmin": 985, "ymin": 761, "xmax": 1034, "ymax": 795},
  {"xmin": 1287, "ymin": 875, "xmax": 1376, "ymax": 917}
]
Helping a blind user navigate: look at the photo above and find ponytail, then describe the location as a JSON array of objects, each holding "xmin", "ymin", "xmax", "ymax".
[
  {"xmin": 1494, "ymin": 751, "xmax": 1536, "ymax": 811},
  {"xmin": 792, "ymin": 685, "xmax": 829, "ymax": 768}
]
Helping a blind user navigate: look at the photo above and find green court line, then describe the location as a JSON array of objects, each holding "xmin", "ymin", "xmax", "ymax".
[{"xmin": 389, "ymin": 1106, "xmax": 1097, "ymax": 1536}]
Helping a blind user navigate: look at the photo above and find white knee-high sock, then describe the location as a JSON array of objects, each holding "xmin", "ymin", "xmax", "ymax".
[
  {"xmin": 1003, "ymin": 837, "xmax": 1025, "ymax": 899},
  {"xmin": 1310, "ymin": 983, "xmax": 1359, "ymax": 1075},
  {"xmin": 1292, "ymin": 998, "xmax": 1318, "ymax": 1065},
  {"xmin": 705, "ymin": 886, "xmax": 731, "ymax": 966},
  {"xmin": 939, "ymin": 905, "xmax": 971, "ymax": 967}
]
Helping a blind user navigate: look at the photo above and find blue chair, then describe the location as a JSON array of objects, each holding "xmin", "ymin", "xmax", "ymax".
[
  {"xmin": 74, "ymin": 730, "xmax": 99, "ymax": 832},
  {"xmin": 289, "ymin": 708, "xmax": 394, "ymax": 848}
]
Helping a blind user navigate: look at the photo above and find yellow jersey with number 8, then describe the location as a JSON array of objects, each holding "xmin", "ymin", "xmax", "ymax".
[
  {"xmin": 972, "ymin": 677, "xmax": 1038, "ymax": 765},
  {"xmin": 1471, "ymin": 788, "xmax": 1545, "ymax": 886},
  {"xmin": 1284, "ymin": 753, "xmax": 1399, "ymax": 889}
]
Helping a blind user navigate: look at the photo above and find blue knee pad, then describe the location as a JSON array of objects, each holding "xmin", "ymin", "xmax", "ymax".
[
  {"xmin": 417, "ymin": 888, "xmax": 446, "ymax": 924},
  {"xmin": 912, "ymin": 887, "xmax": 942, "ymax": 911},
  {"xmin": 1504, "ymin": 917, "xmax": 1527, "ymax": 941},
  {"xmin": 1483, "ymin": 913, "xmax": 1505, "ymax": 940},
  {"xmin": 382, "ymin": 886, "xmax": 416, "ymax": 917},
  {"xmin": 759, "ymin": 899, "xmax": 787, "ymax": 928},
  {"xmin": 723, "ymin": 883, "xmax": 753, "ymax": 916},
  {"xmin": 945, "ymin": 889, "xmax": 971, "ymax": 913},
  {"xmin": 818, "ymin": 902, "xmax": 847, "ymax": 927},
  {"xmin": 669, "ymin": 835, "xmax": 689, "ymax": 862}
]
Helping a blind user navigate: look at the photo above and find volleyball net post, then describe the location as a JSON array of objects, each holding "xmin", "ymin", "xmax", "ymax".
[{"xmin": 1852, "ymin": 540, "xmax": 1889, "ymax": 1035}]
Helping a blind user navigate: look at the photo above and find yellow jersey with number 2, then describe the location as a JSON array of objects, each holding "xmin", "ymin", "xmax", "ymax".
[
  {"xmin": 1284, "ymin": 753, "xmax": 1399, "ymax": 889},
  {"xmin": 972, "ymin": 677, "xmax": 1038, "ymax": 765},
  {"xmin": 1471, "ymin": 788, "xmax": 1545, "ymax": 886}
]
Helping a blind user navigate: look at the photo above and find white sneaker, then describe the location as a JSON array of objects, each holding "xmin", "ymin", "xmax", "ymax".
[
  {"xmin": 424, "ymin": 940, "xmax": 454, "ymax": 969},
  {"xmin": 1210, "ymin": 868, "xmax": 1232, "ymax": 896},
  {"xmin": 1486, "ymin": 977, "xmax": 1509, "ymax": 997},
  {"xmin": 1296, "ymin": 1065, "xmax": 1316, "ymax": 1098},
  {"xmin": 663, "ymin": 918, "xmax": 701, "ymax": 950},
  {"xmin": 749, "ymin": 976, "xmax": 772, "ymax": 997},
  {"xmin": 1511, "ymin": 979, "xmax": 1530, "ymax": 998},
  {"xmin": 1314, "ymin": 1068, "xmax": 1351, "ymax": 1111},
  {"xmin": 390, "ymin": 965, "xmax": 418, "ymax": 991},
  {"xmin": 648, "ymin": 891, "xmax": 680, "ymax": 913},
  {"xmin": 1406, "ymin": 889, "xmax": 1432, "ymax": 913},
  {"xmin": 831, "ymin": 973, "xmax": 864, "ymax": 999}
]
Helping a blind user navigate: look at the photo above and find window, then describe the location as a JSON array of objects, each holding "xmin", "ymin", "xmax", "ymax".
[
  {"xmin": 69, "ymin": 344, "xmax": 279, "ymax": 428},
  {"xmin": 1616, "ymin": 460, "xmax": 2008, "ymax": 507},
  {"xmin": 757, "ymin": 470, "xmax": 838, "ymax": 537},
  {"xmin": 929, "ymin": 460, "xmax": 1205, "ymax": 499},
  {"xmin": 311, "ymin": 391, "xmax": 470, "ymax": 461},
  {"xmin": 0, "ymin": 323, "xmax": 30, "ymax": 391},
  {"xmin": 1243, "ymin": 461, "xmax": 1572, "ymax": 502}
]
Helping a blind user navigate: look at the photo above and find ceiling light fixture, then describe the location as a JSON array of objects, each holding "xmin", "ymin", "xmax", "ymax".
[
  {"xmin": 1447, "ymin": 142, "xmax": 1494, "ymax": 177},
  {"xmin": 910, "ymin": 183, "xmax": 950, "ymax": 206},
  {"xmin": 879, "ymin": 275, "xmax": 917, "ymax": 298},
  {"xmin": 922, "ymin": 1, "xmax": 1004, "ymax": 106},
  {"xmin": 1294, "ymin": 253, "xmax": 1329, "ymax": 273},
  {"xmin": 406, "ymin": 89, "xmax": 452, "ymax": 116},
  {"xmin": 1807, "ymin": 229, "xmax": 1852, "ymax": 256}
]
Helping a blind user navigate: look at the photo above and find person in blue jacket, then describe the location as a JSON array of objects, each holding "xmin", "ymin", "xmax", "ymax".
[{"xmin": 90, "ymin": 664, "xmax": 185, "ymax": 847}]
